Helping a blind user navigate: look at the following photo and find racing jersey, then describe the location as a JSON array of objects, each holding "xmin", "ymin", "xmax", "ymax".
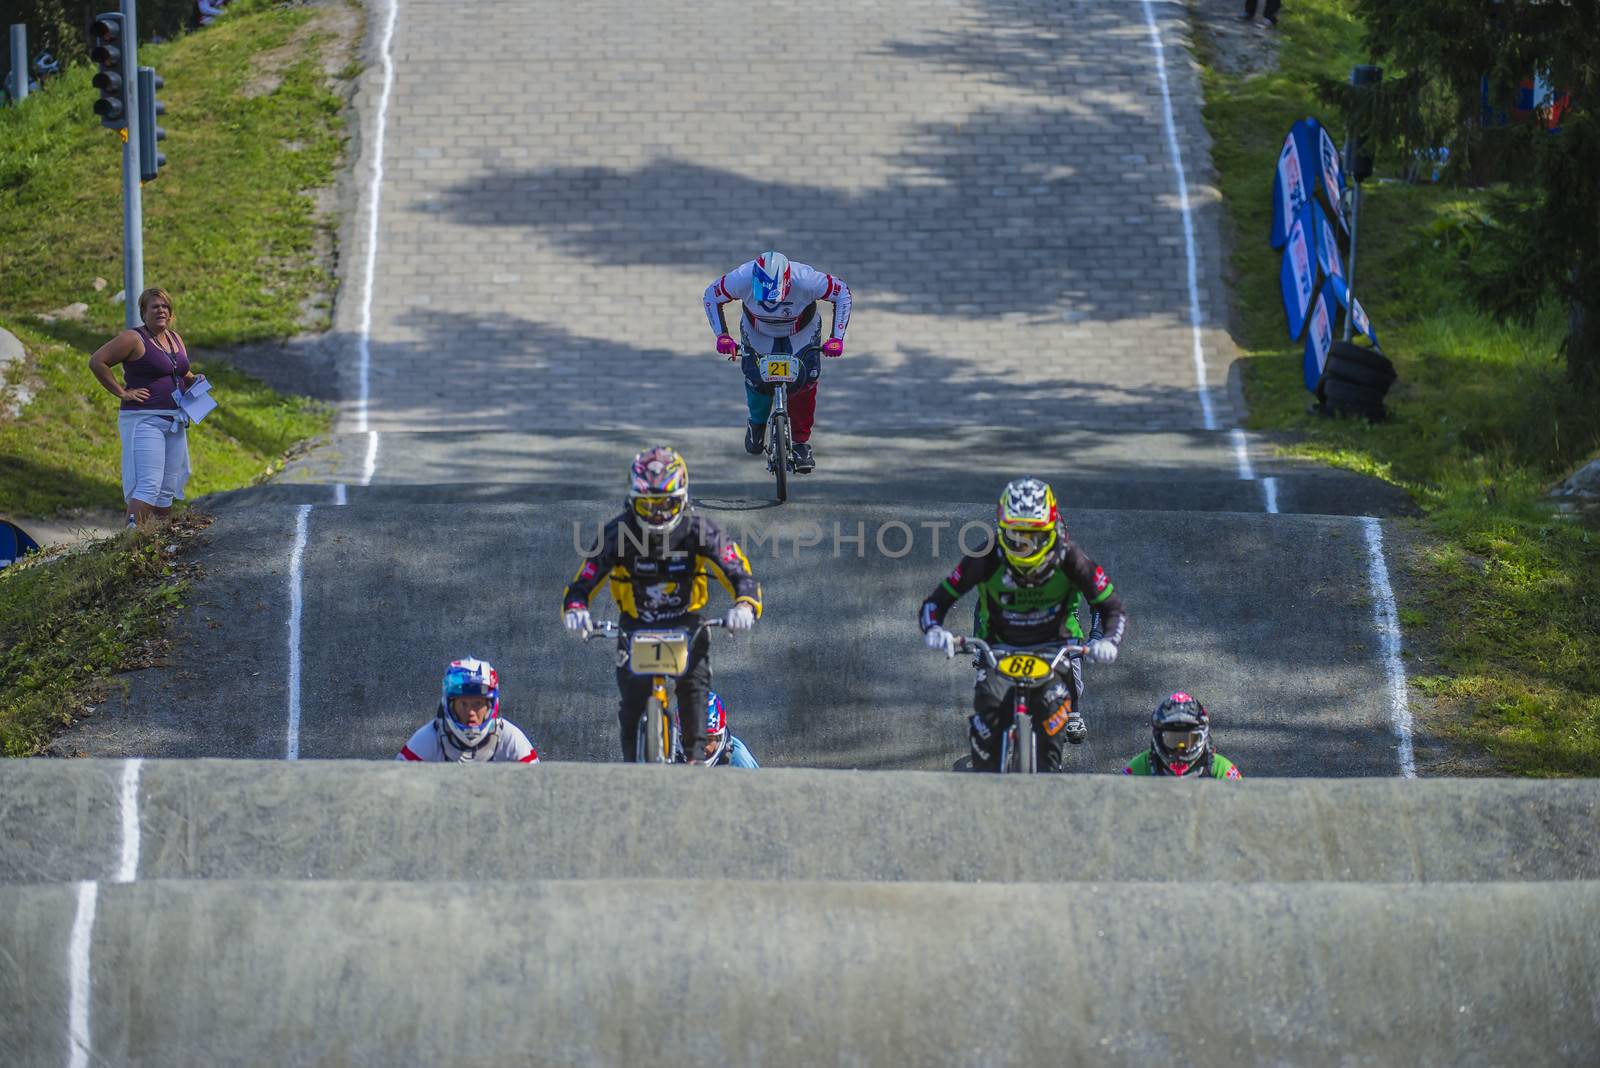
[
  {"xmin": 563, "ymin": 512, "xmax": 762, "ymax": 628},
  {"xmin": 1122, "ymin": 750, "xmax": 1240, "ymax": 778},
  {"xmin": 396, "ymin": 716, "xmax": 540, "ymax": 763},
  {"xmin": 704, "ymin": 260, "xmax": 852, "ymax": 343},
  {"xmin": 918, "ymin": 526, "xmax": 1126, "ymax": 648}
]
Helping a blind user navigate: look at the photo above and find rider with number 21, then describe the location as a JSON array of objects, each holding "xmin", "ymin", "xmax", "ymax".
[
  {"xmin": 704, "ymin": 251, "xmax": 852, "ymax": 473},
  {"xmin": 562, "ymin": 447, "xmax": 763, "ymax": 764}
]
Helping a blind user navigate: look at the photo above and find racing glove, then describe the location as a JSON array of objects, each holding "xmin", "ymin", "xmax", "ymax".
[
  {"xmin": 563, "ymin": 606, "xmax": 592, "ymax": 633},
  {"xmin": 1086, "ymin": 638, "xmax": 1119, "ymax": 665},
  {"xmin": 725, "ymin": 602, "xmax": 756, "ymax": 632},
  {"xmin": 821, "ymin": 338, "xmax": 844, "ymax": 358},
  {"xmin": 716, "ymin": 334, "xmax": 738, "ymax": 358},
  {"xmin": 924, "ymin": 625, "xmax": 957, "ymax": 659}
]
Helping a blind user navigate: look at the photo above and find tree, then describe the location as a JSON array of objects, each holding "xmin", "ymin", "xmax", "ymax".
[{"xmin": 1337, "ymin": 0, "xmax": 1600, "ymax": 390}]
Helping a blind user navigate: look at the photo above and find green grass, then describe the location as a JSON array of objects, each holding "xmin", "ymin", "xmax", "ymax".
[
  {"xmin": 0, "ymin": 319, "xmax": 329, "ymax": 515},
  {"xmin": 0, "ymin": 0, "xmax": 346, "ymax": 343},
  {"xmin": 1197, "ymin": 0, "xmax": 1600, "ymax": 775},
  {"xmin": 0, "ymin": 515, "xmax": 204, "ymax": 755}
]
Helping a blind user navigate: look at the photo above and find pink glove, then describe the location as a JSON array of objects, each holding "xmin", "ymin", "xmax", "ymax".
[
  {"xmin": 716, "ymin": 334, "xmax": 738, "ymax": 358},
  {"xmin": 822, "ymin": 338, "xmax": 844, "ymax": 358}
]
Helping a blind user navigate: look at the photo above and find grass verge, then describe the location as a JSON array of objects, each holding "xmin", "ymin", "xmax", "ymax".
[
  {"xmin": 0, "ymin": 514, "xmax": 208, "ymax": 756},
  {"xmin": 0, "ymin": 0, "xmax": 348, "ymax": 518},
  {"xmin": 1195, "ymin": 0, "xmax": 1600, "ymax": 775}
]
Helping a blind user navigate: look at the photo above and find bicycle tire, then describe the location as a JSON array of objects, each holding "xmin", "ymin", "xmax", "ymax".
[
  {"xmin": 771, "ymin": 413, "xmax": 790, "ymax": 503},
  {"xmin": 646, "ymin": 693, "xmax": 665, "ymax": 763},
  {"xmin": 1019, "ymin": 713, "xmax": 1037, "ymax": 773}
]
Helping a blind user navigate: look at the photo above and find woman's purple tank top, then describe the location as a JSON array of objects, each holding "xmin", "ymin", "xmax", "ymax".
[{"xmin": 120, "ymin": 327, "xmax": 190, "ymax": 411}]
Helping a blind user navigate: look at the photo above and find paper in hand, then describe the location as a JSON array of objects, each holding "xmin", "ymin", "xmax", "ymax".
[{"xmin": 178, "ymin": 378, "xmax": 218, "ymax": 424}]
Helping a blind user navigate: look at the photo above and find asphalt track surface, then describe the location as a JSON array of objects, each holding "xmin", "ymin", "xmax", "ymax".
[{"xmin": 18, "ymin": 0, "xmax": 1598, "ymax": 1062}]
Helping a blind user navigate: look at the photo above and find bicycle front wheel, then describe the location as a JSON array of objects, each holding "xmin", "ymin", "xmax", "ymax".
[{"xmin": 770, "ymin": 412, "xmax": 790, "ymax": 502}]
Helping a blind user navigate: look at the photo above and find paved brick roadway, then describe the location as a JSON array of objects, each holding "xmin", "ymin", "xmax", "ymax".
[{"xmin": 342, "ymin": 0, "xmax": 1238, "ymax": 435}]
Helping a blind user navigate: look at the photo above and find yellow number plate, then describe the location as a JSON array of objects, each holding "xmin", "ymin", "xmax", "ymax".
[
  {"xmin": 996, "ymin": 654, "xmax": 1050, "ymax": 682},
  {"xmin": 629, "ymin": 630, "xmax": 691, "ymax": 676},
  {"xmin": 762, "ymin": 359, "xmax": 791, "ymax": 380}
]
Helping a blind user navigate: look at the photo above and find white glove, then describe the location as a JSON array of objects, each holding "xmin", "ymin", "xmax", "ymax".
[
  {"xmin": 724, "ymin": 603, "xmax": 756, "ymax": 632},
  {"xmin": 924, "ymin": 625, "xmax": 957, "ymax": 659},
  {"xmin": 1087, "ymin": 638, "xmax": 1119, "ymax": 665},
  {"xmin": 563, "ymin": 607, "xmax": 592, "ymax": 633}
]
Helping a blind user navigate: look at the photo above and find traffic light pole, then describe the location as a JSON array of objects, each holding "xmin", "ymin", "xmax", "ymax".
[{"xmin": 120, "ymin": 0, "xmax": 144, "ymax": 328}]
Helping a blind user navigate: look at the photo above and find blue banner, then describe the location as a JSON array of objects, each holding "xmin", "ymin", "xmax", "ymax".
[
  {"xmin": 1269, "ymin": 123, "xmax": 1313, "ymax": 250},
  {"xmin": 0, "ymin": 520, "xmax": 41, "ymax": 570},
  {"xmin": 1302, "ymin": 288, "xmax": 1337, "ymax": 391},
  {"xmin": 1279, "ymin": 206, "xmax": 1318, "ymax": 340}
]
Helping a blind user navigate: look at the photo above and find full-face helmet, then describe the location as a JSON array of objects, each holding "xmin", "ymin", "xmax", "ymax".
[
  {"xmin": 1150, "ymin": 692, "xmax": 1211, "ymax": 775},
  {"xmin": 704, "ymin": 691, "xmax": 730, "ymax": 765},
  {"xmin": 628, "ymin": 446, "xmax": 689, "ymax": 535},
  {"xmin": 997, "ymin": 477, "xmax": 1061, "ymax": 586},
  {"xmin": 438, "ymin": 657, "xmax": 501, "ymax": 752},
  {"xmin": 751, "ymin": 251, "xmax": 792, "ymax": 304}
]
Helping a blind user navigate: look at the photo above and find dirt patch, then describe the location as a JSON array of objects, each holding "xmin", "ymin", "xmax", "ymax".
[
  {"xmin": 1189, "ymin": 0, "xmax": 1282, "ymax": 80},
  {"xmin": 244, "ymin": 0, "xmax": 364, "ymax": 98}
]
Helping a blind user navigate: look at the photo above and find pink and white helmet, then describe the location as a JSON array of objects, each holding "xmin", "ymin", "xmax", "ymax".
[{"xmin": 751, "ymin": 251, "xmax": 792, "ymax": 303}]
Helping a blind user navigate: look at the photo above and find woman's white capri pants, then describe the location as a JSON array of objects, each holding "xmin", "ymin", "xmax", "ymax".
[{"xmin": 119, "ymin": 411, "xmax": 191, "ymax": 508}]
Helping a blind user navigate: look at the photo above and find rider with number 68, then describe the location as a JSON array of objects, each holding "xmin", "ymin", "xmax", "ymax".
[
  {"xmin": 562, "ymin": 447, "xmax": 763, "ymax": 763},
  {"xmin": 919, "ymin": 477, "xmax": 1126, "ymax": 771},
  {"xmin": 704, "ymin": 251, "xmax": 852, "ymax": 473}
]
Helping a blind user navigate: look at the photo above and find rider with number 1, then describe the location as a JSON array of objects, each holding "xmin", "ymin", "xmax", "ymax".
[
  {"xmin": 562, "ymin": 447, "xmax": 763, "ymax": 763},
  {"xmin": 704, "ymin": 250, "xmax": 852, "ymax": 473}
]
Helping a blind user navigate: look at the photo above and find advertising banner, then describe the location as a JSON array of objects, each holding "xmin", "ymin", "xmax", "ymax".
[{"xmin": 1302, "ymin": 288, "xmax": 1336, "ymax": 392}]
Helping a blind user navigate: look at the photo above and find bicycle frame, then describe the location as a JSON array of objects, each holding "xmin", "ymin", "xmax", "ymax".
[
  {"xmin": 584, "ymin": 619, "xmax": 726, "ymax": 764},
  {"xmin": 958, "ymin": 637, "xmax": 1086, "ymax": 774}
]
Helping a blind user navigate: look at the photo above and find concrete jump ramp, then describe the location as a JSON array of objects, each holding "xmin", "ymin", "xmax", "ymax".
[
  {"xmin": 4, "ymin": 878, "xmax": 1597, "ymax": 1066},
  {"xmin": 5, "ymin": 762, "xmax": 1598, "ymax": 886}
]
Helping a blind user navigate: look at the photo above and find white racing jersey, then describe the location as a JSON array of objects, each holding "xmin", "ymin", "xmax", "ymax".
[
  {"xmin": 396, "ymin": 718, "xmax": 540, "ymax": 764},
  {"xmin": 704, "ymin": 260, "xmax": 852, "ymax": 342}
]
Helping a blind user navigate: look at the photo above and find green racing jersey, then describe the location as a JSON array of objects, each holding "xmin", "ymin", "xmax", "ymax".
[{"xmin": 1122, "ymin": 751, "xmax": 1241, "ymax": 779}]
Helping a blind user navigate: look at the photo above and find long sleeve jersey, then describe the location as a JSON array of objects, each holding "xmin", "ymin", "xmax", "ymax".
[
  {"xmin": 563, "ymin": 512, "xmax": 763, "ymax": 627},
  {"xmin": 704, "ymin": 259, "xmax": 852, "ymax": 343},
  {"xmin": 918, "ymin": 530, "xmax": 1126, "ymax": 649}
]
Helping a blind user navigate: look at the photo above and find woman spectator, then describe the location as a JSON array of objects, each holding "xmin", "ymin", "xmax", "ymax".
[{"xmin": 88, "ymin": 287, "xmax": 203, "ymax": 526}]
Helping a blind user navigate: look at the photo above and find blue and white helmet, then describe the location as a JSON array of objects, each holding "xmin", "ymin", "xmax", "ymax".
[
  {"xmin": 438, "ymin": 656, "xmax": 501, "ymax": 752},
  {"xmin": 704, "ymin": 691, "xmax": 730, "ymax": 765},
  {"xmin": 751, "ymin": 251, "xmax": 791, "ymax": 304}
]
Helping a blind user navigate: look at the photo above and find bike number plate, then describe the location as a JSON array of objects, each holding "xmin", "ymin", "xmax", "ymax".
[
  {"xmin": 628, "ymin": 630, "xmax": 691, "ymax": 676},
  {"xmin": 759, "ymin": 357, "xmax": 796, "ymax": 383},
  {"xmin": 996, "ymin": 654, "xmax": 1050, "ymax": 682}
]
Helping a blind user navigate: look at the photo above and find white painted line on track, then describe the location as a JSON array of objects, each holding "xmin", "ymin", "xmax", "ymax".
[
  {"xmin": 287, "ymin": 504, "xmax": 312, "ymax": 760},
  {"xmin": 333, "ymin": 483, "xmax": 347, "ymax": 505},
  {"xmin": 67, "ymin": 880, "xmax": 98, "ymax": 1068},
  {"xmin": 354, "ymin": 0, "xmax": 398, "ymax": 434},
  {"xmin": 1361, "ymin": 516, "xmax": 1416, "ymax": 777},
  {"xmin": 1230, "ymin": 428, "xmax": 1255, "ymax": 480},
  {"xmin": 362, "ymin": 429, "xmax": 380, "ymax": 485},
  {"xmin": 1140, "ymin": 0, "xmax": 1217, "ymax": 432},
  {"xmin": 1261, "ymin": 475, "xmax": 1280, "ymax": 515},
  {"xmin": 115, "ymin": 759, "xmax": 141, "ymax": 884}
]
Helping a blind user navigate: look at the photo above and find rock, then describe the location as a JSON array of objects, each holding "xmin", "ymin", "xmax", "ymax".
[
  {"xmin": 112, "ymin": 290, "xmax": 126, "ymax": 304},
  {"xmin": 38, "ymin": 302, "xmax": 90, "ymax": 324},
  {"xmin": 93, "ymin": 277, "xmax": 108, "ymax": 292},
  {"xmin": 1550, "ymin": 457, "xmax": 1600, "ymax": 499},
  {"xmin": 0, "ymin": 326, "xmax": 22, "ymax": 368}
]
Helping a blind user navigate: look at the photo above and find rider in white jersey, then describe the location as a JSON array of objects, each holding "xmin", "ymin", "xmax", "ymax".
[
  {"xmin": 395, "ymin": 657, "xmax": 541, "ymax": 764},
  {"xmin": 704, "ymin": 251, "xmax": 852, "ymax": 472}
]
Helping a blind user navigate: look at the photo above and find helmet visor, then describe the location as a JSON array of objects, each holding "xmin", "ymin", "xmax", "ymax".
[
  {"xmin": 1157, "ymin": 727, "xmax": 1206, "ymax": 760},
  {"xmin": 632, "ymin": 494, "xmax": 685, "ymax": 526},
  {"xmin": 751, "ymin": 265, "xmax": 785, "ymax": 303}
]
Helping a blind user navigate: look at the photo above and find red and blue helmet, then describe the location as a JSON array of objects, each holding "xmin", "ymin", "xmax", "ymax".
[
  {"xmin": 439, "ymin": 657, "xmax": 500, "ymax": 751},
  {"xmin": 751, "ymin": 251, "xmax": 792, "ymax": 304},
  {"xmin": 705, "ymin": 691, "xmax": 730, "ymax": 764}
]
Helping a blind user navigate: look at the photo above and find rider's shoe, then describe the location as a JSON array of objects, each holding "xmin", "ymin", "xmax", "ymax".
[
  {"xmin": 792, "ymin": 441, "xmax": 815, "ymax": 473},
  {"xmin": 1064, "ymin": 710, "xmax": 1087, "ymax": 745},
  {"xmin": 744, "ymin": 422, "xmax": 766, "ymax": 455}
]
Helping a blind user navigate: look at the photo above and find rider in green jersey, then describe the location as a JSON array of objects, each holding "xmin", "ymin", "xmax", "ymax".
[{"xmin": 1122, "ymin": 692, "xmax": 1241, "ymax": 779}]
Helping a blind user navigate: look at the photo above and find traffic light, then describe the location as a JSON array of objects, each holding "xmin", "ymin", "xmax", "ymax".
[
  {"xmin": 90, "ymin": 13, "xmax": 129, "ymax": 130},
  {"xmin": 137, "ymin": 67, "xmax": 166, "ymax": 181}
]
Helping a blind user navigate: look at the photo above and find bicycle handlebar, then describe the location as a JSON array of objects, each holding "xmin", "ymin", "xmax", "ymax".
[
  {"xmin": 955, "ymin": 636, "xmax": 1089, "ymax": 672},
  {"xmin": 582, "ymin": 618, "xmax": 727, "ymax": 642}
]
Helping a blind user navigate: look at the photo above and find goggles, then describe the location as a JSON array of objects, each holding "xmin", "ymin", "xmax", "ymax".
[
  {"xmin": 1000, "ymin": 526, "xmax": 1053, "ymax": 558},
  {"xmin": 1158, "ymin": 727, "xmax": 1206, "ymax": 758},
  {"xmin": 632, "ymin": 493, "xmax": 685, "ymax": 525}
]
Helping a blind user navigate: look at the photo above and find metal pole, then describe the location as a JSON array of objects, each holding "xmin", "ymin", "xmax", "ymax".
[
  {"xmin": 1343, "ymin": 183, "xmax": 1361, "ymax": 341},
  {"xmin": 121, "ymin": 0, "xmax": 144, "ymax": 328},
  {"xmin": 8, "ymin": 24, "xmax": 26, "ymax": 105}
]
